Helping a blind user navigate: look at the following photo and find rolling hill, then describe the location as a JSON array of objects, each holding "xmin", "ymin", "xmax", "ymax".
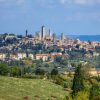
[{"xmin": 0, "ymin": 76, "xmax": 68, "ymax": 100}]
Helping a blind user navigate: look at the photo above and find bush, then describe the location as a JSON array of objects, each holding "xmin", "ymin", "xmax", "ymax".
[
  {"xmin": 95, "ymin": 76, "xmax": 100, "ymax": 82},
  {"xmin": 51, "ymin": 68, "xmax": 58, "ymax": 76},
  {"xmin": 52, "ymin": 75, "xmax": 66, "ymax": 86},
  {"xmin": 89, "ymin": 83, "xmax": 100, "ymax": 100},
  {"xmin": 54, "ymin": 76, "xmax": 64, "ymax": 85},
  {"xmin": 10, "ymin": 67, "xmax": 21, "ymax": 77},
  {"xmin": 74, "ymin": 91, "xmax": 89, "ymax": 100},
  {"xmin": 0, "ymin": 63, "xmax": 9, "ymax": 75},
  {"xmin": 22, "ymin": 74, "xmax": 37, "ymax": 79},
  {"xmin": 63, "ymin": 96, "xmax": 72, "ymax": 100},
  {"xmin": 35, "ymin": 68, "xmax": 46, "ymax": 75},
  {"xmin": 63, "ymin": 82, "xmax": 68, "ymax": 88}
]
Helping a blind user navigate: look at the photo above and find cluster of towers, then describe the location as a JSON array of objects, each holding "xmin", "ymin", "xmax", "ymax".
[
  {"xmin": 25, "ymin": 26, "xmax": 65, "ymax": 41},
  {"xmin": 37, "ymin": 26, "xmax": 65, "ymax": 41},
  {"xmin": 35, "ymin": 26, "xmax": 52, "ymax": 41}
]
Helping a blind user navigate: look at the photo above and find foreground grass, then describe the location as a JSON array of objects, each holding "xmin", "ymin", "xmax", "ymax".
[{"xmin": 0, "ymin": 76, "xmax": 68, "ymax": 100}]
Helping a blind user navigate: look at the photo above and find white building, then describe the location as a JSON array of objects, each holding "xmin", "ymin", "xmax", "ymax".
[
  {"xmin": 17, "ymin": 53, "xmax": 27, "ymax": 60},
  {"xmin": 0, "ymin": 53, "xmax": 6, "ymax": 60}
]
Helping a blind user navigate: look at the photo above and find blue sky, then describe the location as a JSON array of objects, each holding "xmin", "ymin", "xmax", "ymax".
[{"xmin": 0, "ymin": 0, "xmax": 100, "ymax": 35}]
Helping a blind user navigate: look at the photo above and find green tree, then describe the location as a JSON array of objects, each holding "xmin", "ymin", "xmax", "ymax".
[
  {"xmin": 72, "ymin": 64, "xmax": 85, "ymax": 97},
  {"xmin": 89, "ymin": 84, "xmax": 100, "ymax": 100},
  {"xmin": 60, "ymin": 59, "xmax": 68, "ymax": 65},
  {"xmin": 10, "ymin": 67, "xmax": 21, "ymax": 77},
  {"xmin": 71, "ymin": 63, "xmax": 77, "ymax": 68},
  {"xmin": 35, "ymin": 68, "xmax": 45, "ymax": 75},
  {"xmin": 0, "ymin": 63, "xmax": 9, "ymax": 75},
  {"xmin": 51, "ymin": 68, "xmax": 58, "ymax": 76}
]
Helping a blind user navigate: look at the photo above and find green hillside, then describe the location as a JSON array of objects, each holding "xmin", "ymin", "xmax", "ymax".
[{"xmin": 0, "ymin": 76, "xmax": 68, "ymax": 100}]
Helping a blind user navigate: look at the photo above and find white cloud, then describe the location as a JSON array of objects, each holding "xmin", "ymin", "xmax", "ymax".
[
  {"xmin": 0, "ymin": 0, "xmax": 58, "ymax": 9},
  {"xmin": 60, "ymin": 0, "xmax": 100, "ymax": 5},
  {"xmin": 0, "ymin": 0, "xmax": 28, "ymax": 17},
  {"xmin": 59, "ymin": 0, "xmax": 71, "ymax": 5},
  {"xmin": 36, "ymin": 0, "xmax": 58, "ymax": 8},
  {"xmin": 60, "ymin": 0, "xmax": 66, "ymax": 4},
  {"xmin": 0, "ymin": 0, "xmax": 25, "ymax": 6},
  {"xmin": 1, "ymin": 0, "xmax": 100, "ymax": 7}
]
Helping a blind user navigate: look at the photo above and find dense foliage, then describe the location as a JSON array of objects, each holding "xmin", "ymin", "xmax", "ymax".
[{"xmin": 72, "ymin": 64, "xmax": 85, "ymax": 97}]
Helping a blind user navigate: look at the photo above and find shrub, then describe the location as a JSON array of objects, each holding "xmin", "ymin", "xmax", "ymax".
[
  {"xmin": 0, "ymin": 63, "xmax": 9, "ymax": 75},
  {"xmin": 35, "ymin": 68, "xmax": 46, "ymax": 75},
  {"xmin": 54, "ymin": 76, "xmax": 64, "ymax": 85},
  {"xmin": 51, "ymin": 68, "xmax": 58, "ymax": 76},
  {"xmin": 63, "ymin": 96, "xmax": 72, "ymax": 100},
  {"xmin": 10, "ymin": 67, "xmax": 21, "ymax": 77},
  {"xmin": 74, "ymin": 91, "xmax": 89, "ymax": 100},
  {"xmin": 63, "ymin": 82, "xmax": 68, "ymax": 88},
  {"xmin": 89, "ymin": 83, "xmax": 100, "ymax": 100}
]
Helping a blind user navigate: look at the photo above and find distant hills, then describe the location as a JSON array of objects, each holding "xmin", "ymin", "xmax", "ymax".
[{"xmin": 68, "ymin": 35, "xmax": 100, "ymax": 41}]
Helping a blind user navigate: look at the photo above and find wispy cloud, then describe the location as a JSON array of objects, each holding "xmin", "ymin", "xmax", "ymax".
[
  {"xmin": 36, "ymin": 0, "xmax": 59, "ymax": 8},
  {"xmin": 0, "ymin": 0, "xmax": 28, "ymax": 18},
  {"xmin": 0, "ymin": 0, "xmax": 25, "ymax": 6},
  {"xmin": 1, "ymin": 0, "xmax": 100, "ymax": 8},
  {"xmin": 60, "ymin": 0, "xmax": 100, "ymax": 5},
  {"xmin": 0, "ymin": 0, "xmax": 58, "ymax": 9}
]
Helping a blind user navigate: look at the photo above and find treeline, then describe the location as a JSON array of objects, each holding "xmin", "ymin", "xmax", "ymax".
[
  {"xmin": 0, "ymin": 60, "xmax": 100, "ymax": 100},
  {"xmin": 0, "ymin": 62, "xmax": 59, "ymax": 78},
  {"xmin": 63, "ymin": 64, "xmax": 100, "ymax": 100}
]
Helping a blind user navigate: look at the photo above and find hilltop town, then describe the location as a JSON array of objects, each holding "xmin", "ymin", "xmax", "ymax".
[
  {"xmin": 0, "ymin": 0, "xmax": 100, "ymax": 99},
  {"xmin": 0, "ymin": 26, "xmax": 100, "ymax": 100},
  {"xmin": 0, "ymin": 26, "xmax": 100, "ymax": 62}
]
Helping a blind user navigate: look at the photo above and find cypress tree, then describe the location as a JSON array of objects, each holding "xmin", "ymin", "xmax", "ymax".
[{"xmin": 72, "ymin": 64, "xmax": 85, "ymax": 97}]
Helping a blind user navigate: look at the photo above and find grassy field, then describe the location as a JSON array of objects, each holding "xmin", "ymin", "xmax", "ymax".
[{"xmin": 0, "ymin": 76, "xmax": 68, "ymax": 100}]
